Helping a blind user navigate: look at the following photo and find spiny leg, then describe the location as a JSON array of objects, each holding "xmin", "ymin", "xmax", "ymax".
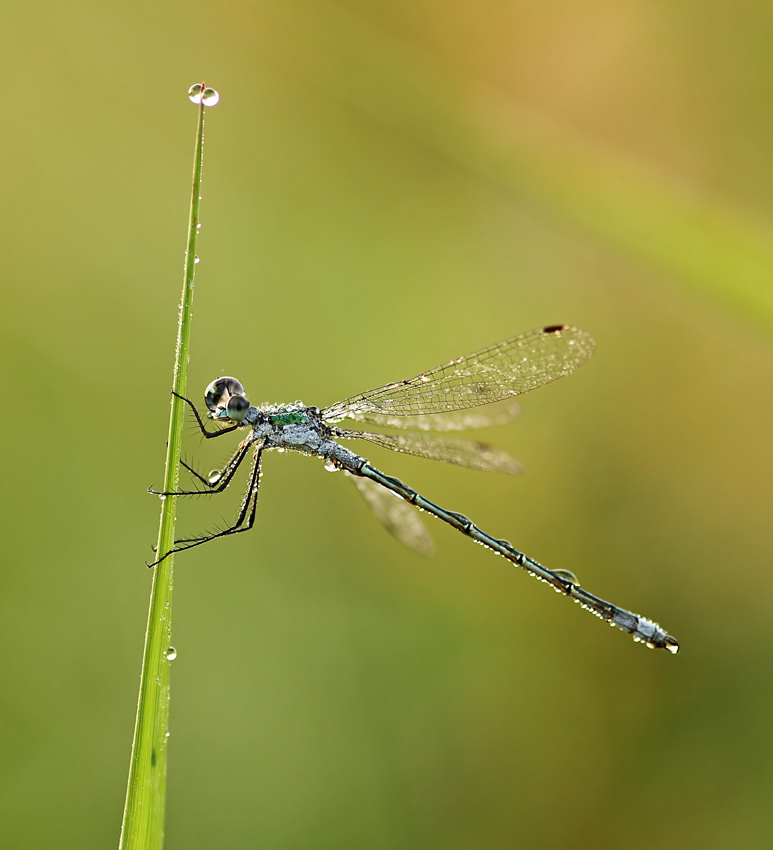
[
  {"xmin": 354, "ymin": 461, "xmax": 678, "ymax": 653},
  {"xmin": 149, "ymin": 440, "xmax": 251, "ymax": 496},
  {"xmin": 173, "ymin": 391, "xmax": 242, "ymax": 439},
  {"xmin": 147, "ymin": 446, "xmax": 264, "ymax": 567},
  {"xmin": 174, "ymin": 447, "xmax": 262, "ymax": 545},
  {"xmin": 179, "ymin": 457, "xmax": 219, "ymax": 489}
]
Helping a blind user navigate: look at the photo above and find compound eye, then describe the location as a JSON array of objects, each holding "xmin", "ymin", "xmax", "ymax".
[
  {"xmin": 204, "ymin": 377, "xmax": 249, "ymax": 417},
  {"xmin": 226, "ymin": 394, "xmax": 249, "ymax": 422}
]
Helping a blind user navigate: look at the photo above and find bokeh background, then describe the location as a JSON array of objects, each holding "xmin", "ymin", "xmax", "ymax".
[{"xmin": 2, "ymin": 2, "xmax": 772, "ymax": 847}]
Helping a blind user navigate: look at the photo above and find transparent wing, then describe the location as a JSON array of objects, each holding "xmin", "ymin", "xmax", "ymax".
[
  {"xmin": 323, "ymin": 325, "xmax": 595, "ymax": 424},
  {"xmin": 349, "ymin": 474, "xmax": 434, "ymax": 556},
  {"xmin": 337, "ymin": 429, "xmax": 523, "ymax": 474},
  {"xmin": 343, "ymin": 400, "xmax": 521, "ymax": 432}
]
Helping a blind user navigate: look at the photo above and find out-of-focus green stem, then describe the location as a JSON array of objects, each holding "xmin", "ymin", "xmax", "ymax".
[
  {"xmin": 264, "ymin": 2, "xmax": 773, "ymax": 330},
  {"xmin": 120, "ymin": 85, "xmax": 211, "ymax": 850}
]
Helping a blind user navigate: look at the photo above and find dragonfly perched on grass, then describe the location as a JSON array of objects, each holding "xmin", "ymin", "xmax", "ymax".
[{"xmin": 149, "ymin": 324, "xmax": 678, "ymax": 653}]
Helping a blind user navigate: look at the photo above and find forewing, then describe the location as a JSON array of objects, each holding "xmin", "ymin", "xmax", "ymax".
[
  {"xmin": 323, "ymin": 325, "xmax": 594, "ymax": 423},
  {"xmin": 341, "ymin": 400, "xmax": 521, "ymax": 432}
]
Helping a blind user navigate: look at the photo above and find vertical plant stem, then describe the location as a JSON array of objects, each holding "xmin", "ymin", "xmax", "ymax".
[{"xmin": 120, "ymin": 84, "xmax": 215, "ymax": 850}]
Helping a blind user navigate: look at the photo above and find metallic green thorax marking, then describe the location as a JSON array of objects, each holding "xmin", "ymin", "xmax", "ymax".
[{"xmin": 269, "ymin": 411, "xmax": 309, "ymax": 426}]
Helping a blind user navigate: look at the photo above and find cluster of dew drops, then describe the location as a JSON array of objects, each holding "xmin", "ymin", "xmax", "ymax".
[{"xmin": 188, "ymin": 83, "xmax": 220, "ymax": 107}]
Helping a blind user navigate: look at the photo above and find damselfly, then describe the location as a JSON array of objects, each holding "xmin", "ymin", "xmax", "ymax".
[{"xmin": 150, "ymin": 325, "xmax": 678, "ymax": 653}]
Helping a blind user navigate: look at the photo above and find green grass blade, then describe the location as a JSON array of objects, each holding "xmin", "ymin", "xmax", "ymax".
[{"xmin": 120, "ymin": 83, "xmax": 218, "ymax": 850}]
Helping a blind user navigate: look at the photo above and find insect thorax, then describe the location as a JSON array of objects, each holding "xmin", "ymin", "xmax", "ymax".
[{"xmin": 252, "ymin": 403, "xmax": 323, "ymax": 453}]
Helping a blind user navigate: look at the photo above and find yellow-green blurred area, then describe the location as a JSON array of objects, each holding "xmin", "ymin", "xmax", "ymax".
[{"xmin": 2, "ymin": 1, "xmax": 772, "ymax": 847}]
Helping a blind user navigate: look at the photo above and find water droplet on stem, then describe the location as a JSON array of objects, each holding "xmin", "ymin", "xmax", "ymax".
[{"xmin": 188, "ymin": 84, "xmax": 220, "ymax": 107}]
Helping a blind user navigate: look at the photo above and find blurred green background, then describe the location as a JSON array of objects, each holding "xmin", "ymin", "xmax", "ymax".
[{"xmin": 2, "ymin": 1, "xmax": 772, "ymax": 847}]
